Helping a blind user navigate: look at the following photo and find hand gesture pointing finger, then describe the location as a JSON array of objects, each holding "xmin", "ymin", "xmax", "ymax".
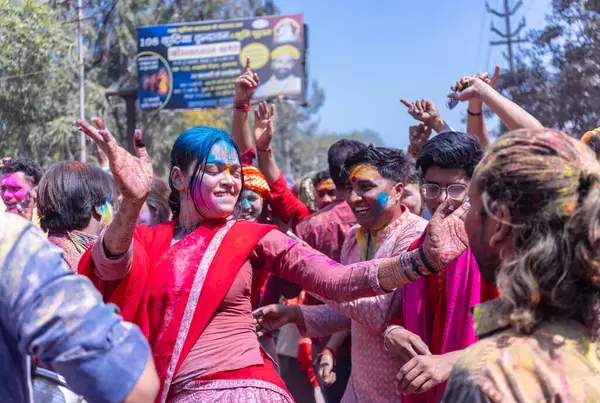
[
  {"xmin": 401, "ymin": 99, "xmax": 441, "ymax": 126},
  {"xmin": 235, "ymin": 57, "xmax": 260, "ymax": 104}
]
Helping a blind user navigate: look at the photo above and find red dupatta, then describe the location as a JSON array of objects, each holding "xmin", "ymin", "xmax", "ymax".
[{"xmin": 79, "ymin": 219, "xmax": 277, "ymax": 402}]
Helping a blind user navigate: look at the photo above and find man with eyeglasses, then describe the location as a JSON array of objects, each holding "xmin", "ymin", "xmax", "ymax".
[{"xmin": 384, "ymin": 131, "xmax": 498, "ymax": 402}]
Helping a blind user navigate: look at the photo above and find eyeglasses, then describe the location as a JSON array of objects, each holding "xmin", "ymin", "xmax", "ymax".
[{"xmin": 420, "ymin": 183, "xmax": 468, "ymax": 201}]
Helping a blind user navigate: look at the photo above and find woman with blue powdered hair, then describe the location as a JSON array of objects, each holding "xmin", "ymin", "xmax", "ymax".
[{"xmin": 74, "ymin": 115, "xmax": 468, "ymax": 403}]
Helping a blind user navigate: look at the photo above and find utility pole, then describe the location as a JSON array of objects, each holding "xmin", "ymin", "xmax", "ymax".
[
  {"xmin": 487, "ymin": 0, "xmax": 527, "ymax": 72},
  {"xmin": 77, "ymin": 0, "xmax": 86, "ymax": 162}
]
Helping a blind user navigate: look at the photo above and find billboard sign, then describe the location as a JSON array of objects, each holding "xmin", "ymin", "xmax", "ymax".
[{"xmin": 137, "ymin": 14, "xmax": 306, "ymax": 110}]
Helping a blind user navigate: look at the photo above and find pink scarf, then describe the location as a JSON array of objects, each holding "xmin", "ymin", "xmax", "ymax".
[
  {"xmin": 402, "ymin": 234, "xmax": 482, "ymax": 403},
  {"xmin": 47, "ymin": 230, "xmax": 97, "ymax": 273}
]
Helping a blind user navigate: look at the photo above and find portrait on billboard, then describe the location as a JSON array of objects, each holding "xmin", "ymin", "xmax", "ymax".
[
  {"xmin": 137, "ymin": 14, "xmax": 306, "ymax": 110},
  {"xmin": 254, "ymin": 45, "xmax": 302, "ymax": 99}
]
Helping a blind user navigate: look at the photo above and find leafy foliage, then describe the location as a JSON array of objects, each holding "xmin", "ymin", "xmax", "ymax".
[
  {"xmin": 498, "ymin": 0, "xmax": 600, "ymax": 138},
  {"xmin": 0, "ymin": 0, "xmax": 105, "ymax": 164}
]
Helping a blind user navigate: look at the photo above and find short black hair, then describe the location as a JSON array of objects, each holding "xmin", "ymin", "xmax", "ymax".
[
  {"xmin": 37, "ymin": 161, "xmax": 117, "ymax": 232},
  {"xmin": 328, "ymin": 139, "xmax": 367, "ymax": 187},
  {"xmin": 417, "ymin": 132, "xmax": 483, "ymax": 179},
  {"xmin": 405, "ymin": 156, "xmax": 420, "ymax": 185},
  {"xmin": 343, "ymin": 145, "xmax": 410, "ymax": 184},
  {"xmin": 312, "ymin": 170, "xmax": 331, "ymax": 187},
  {"xmin": 2, "ymin": 157, "xmax": 44, "ymax": 185}
]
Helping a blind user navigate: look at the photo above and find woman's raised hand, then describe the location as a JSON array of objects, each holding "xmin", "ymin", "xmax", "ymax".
[
  {"xmin": 75, "ymin": 117, "xmax": 153, "ymax": 204},
  {"xmin": 253, "ymin": 101, "xmax": 276, "ymax": 151}
]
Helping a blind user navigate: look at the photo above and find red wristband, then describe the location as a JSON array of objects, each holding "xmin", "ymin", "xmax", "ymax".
[{"xmin": 235, "ymin": 103, "xmax": 252, "ymax": 112}]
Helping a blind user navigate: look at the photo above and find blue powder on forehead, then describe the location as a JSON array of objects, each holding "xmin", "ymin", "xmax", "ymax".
[
  {"xmin": 206, "ymin": 141, "xmax": 239, "ymax": 165},
  {"xmin": 171, "ymin": 126, "xmax": 240, "ymax": 171}
]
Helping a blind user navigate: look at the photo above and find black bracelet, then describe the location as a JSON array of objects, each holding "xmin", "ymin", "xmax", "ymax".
[
  {"xmin": 418, "ymin": 245, "xmax": 436, "ymax": 273},
  {"xmin": 467, "ymin": 110, "xmax": 483, "ymax": 116}
]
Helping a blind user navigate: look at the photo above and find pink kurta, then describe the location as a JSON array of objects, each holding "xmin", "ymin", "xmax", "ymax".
[{"xmin": 300, "ymin": 208, "xmax": 428, "ymax": 403}]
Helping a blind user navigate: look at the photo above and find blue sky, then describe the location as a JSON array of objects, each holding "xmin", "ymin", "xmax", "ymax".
[{"xmin": 278, "ymin": 0, "xmax": 551, "ymax": 149}]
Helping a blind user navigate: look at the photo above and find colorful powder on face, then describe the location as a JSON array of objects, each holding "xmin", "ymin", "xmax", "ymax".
[
  {"xmin": 1, "ymin": 173, "xmax": 31, "ymax": 211},
  {"xmin": 376, "ymin": 192, "xmax": 390, "ymax": 216},
  {"xmin": 98, "ymin": 199, "xmax": 114, "ymax": 226},
  {"xmin": 316, "ymin": 179, "xmax": 335, "ymax": 191},
  {"xmin": 349, "ymin": 164, "xmax": 377, "ymax": 183},
  {"xmin": 206, "ymin": 141, "xmax": 239, "ymax": 166},
  {"xmin": 206, "ymin": 141, "xmax": 240, "ymax": 179}
]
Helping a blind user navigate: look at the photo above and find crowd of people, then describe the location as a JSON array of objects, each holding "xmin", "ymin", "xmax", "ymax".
[{"xmin": 1, "ymin": 56, "xmax": 600, "ymax": 403}]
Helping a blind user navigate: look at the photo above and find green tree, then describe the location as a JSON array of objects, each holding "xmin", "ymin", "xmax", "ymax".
[
  {"xmin": 290, "ymin": 129, "xmax": 384, "ymax": 178},
  {"xmin": 497, "ymin": 0, "xmax": 600, "ymax": 138},
  {"xmin": 0, "ymin": 0, "xmax": 105, "ymax": 164}
]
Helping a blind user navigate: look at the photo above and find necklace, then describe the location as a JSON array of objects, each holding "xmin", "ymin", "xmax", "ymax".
[{"xmin": 175, "ymin": 222, "xmax": 200, "ymax": 235}]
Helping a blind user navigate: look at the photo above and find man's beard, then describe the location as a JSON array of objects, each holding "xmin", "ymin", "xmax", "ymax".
[
  {"xmin": 473, "ymin": 251, "xmax": 501, "ymax": 285},
  {"xmin": 273, "ymin": 68, "xmax": 292, "ymax": 80}
]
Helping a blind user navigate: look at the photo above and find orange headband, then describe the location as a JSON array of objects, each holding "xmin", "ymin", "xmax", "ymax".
[
  {"xmin": 242, "ymin": 165, "xmax": 270, "ymax": 200},
  {"xmin": 581, "ymin": 127, "xmax": 600, "ymax": 145}
]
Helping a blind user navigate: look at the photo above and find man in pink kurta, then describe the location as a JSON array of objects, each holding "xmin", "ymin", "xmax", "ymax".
[
  {"xmin": 264, "ymin": 146, "xmax": 428, "ymax": 402},
  {"xmin": 300, "ymin": 207, "xmax": 427, "ymax": 402}
]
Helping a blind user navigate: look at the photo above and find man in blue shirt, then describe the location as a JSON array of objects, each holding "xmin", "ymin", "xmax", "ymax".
[{"xmin": 0, "ymin": 212, "xmax": 158, "ymax": 403}]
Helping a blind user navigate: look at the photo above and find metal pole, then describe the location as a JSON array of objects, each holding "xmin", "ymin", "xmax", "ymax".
[
  {"xmin": 77, "ymin": 0, "xmax": 86, "ymax": 162},
  {"xmin": 487, "ymin": 1, "xmax": 527, "ymax": 73},
  {"xmin": 504, "ymin": 0, "xmax": 514, "ymax": 73}
]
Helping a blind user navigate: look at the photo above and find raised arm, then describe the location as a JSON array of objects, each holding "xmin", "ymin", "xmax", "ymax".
[
  {"xmin": 231, "ymin": 57, "xmax": 259, "ymax": 152},
  {"xmin": 254, "ymin": 101, "xmax": 280, "ymax": 183},
  {"xmin": 466, "ymin": 95, "xmax": 490, "ymax": 147},
  {"xmin": 254, "ymin": 101, "xmax": 311, "ymax": 225},
  {"xmin": 401, "ymin": 99, "xmax": 453, "ymax": 134},
  {"xmin": 75, "ymin": 118, "xmax": 153, "ymax": 279},
  {"xmin": 452, "ymin": 66, "xmax": 500, "ymax": 148},
  {"xmin": 253, "ymin": 198, "xmax": 470, "ymax": 301},
  {"xmin": 449, "ymin": 71, "xmax": 543, "ymax": 132}
]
